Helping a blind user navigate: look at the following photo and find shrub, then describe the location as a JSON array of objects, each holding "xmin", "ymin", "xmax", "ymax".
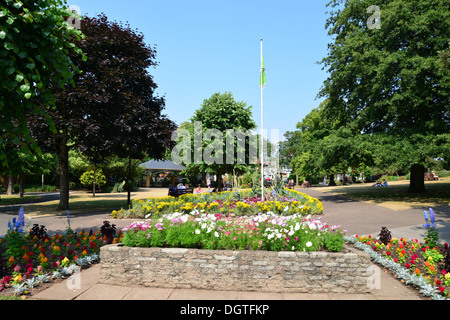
[{"xmin": 80, "ymin": 169, "xmax": 106, "ymax": 190}]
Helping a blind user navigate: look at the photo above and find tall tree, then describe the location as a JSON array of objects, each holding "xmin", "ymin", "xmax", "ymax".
[
  {"xmin": 30, "ymin": 14, "xmax": 175, "ymax": 210},
  {"xmin": 173, "ymin": 92, "xmax": 256, "ymax": 191},
  {"xmin": 319, "ymin": 0, "xmax": 449, "ymax": 192},
  {"xmin": 0, "ymin": 0, "xmax": 84, "ymax": 167}
]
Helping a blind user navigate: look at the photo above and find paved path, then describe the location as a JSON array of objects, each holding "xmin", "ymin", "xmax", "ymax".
[
  {"xmin": 33, "ymin": 263, "xmax": 423, "ymax": 301},
  {"xmin": 299, "ymin": 188, "xmax": 450, "ymax": 244}
]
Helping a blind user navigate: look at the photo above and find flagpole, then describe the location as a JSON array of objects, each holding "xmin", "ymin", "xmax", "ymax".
[{"xmin": 260, "ymin": 38, "xmax": 264, "ymax": 202}]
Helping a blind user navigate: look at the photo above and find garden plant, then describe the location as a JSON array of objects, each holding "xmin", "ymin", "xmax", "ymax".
[
  {"xmin": 346, "ymin": 208, "xmax": 450, "ymax": 300},
  {"xmin": 0, "ymin": 208, "xmax": 121, "ymax": 297},
  {"xmin": 117, "ymin": 189, "xmax": 343, "ymax": 252}
]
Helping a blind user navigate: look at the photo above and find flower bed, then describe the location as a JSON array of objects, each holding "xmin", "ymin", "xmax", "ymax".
[
  {"xmin": 112, "ymin": 189, "xmax": 324, "ymax": 219},
  {"xmin": 0, "ymin": 209, "xmax": 120, "ymax": 297},
  {"xmin": 346, "ymin": 225, "xmax": 450, "ymax": 300},
  {"xmin": 120, "ymin": 211, "xmax": 345, "ymax": 253}
]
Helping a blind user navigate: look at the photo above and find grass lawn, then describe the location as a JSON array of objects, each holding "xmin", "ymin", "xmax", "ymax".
[
  {"xmin": 23, "ymin": 188, "xmax": 169, "ymax": 217},
  {"xmin": 317, "ymin": 177, "xmax": 450, "ymax": 210},
  {"xmin": 0, "ymin": 195, "xmax": 40, "ymax": 206}
]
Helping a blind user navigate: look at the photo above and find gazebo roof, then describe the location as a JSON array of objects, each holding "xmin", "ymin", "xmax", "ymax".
[{"xmin": 139, "ymin": 159, "xmax": 186, "ymax": 172}]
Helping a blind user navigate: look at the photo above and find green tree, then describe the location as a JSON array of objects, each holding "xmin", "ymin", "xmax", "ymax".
[
  {"xmin": 319, "ymin": 0, "xmax": 449, "ymax": 192},
  {"xmin": 174, "ymin": 92, "xmax": 257, "ymax": 190},
  {"xmin": 0, "ymin": 0, "xmax": 84, "ymax": 167},
  {"xmin": 79, "ymin": 169, "xmax": 106, "ymax": 195},
  {"xmin": 30, "ymin": 14, "xmax": 175, "ymax": 209}
]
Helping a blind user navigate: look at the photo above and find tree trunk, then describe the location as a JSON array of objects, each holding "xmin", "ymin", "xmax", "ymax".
[
  {"xmin": 127, "ymin": 157, "xmax": 131, "ymax": 208},
  {"xmin": 93, "ymin": 167, "xmax": 96, "ymax": 197},
  {"xmin": 328, "ymin": 173, "xmax": 336, "ymax": 186},
  {"xmin": 19, "ymin": 174, "xmax": 25, "ymax": 198},
  {"xmin": 408, "ymin": 164, "xmax": 426, "ymax": 193},
  {"xmin": 217, "ymin": 168, "xmax": 223, "ymax": 191},
  {"xmin": 58, "ymin": 140, "xmax": 70, "ymax": 210},
  {"xmin": 6, "ymin": 175, "xmax": 13, "ymax": 195}
]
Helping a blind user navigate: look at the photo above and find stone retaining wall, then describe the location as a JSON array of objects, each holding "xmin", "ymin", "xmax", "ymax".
[{"xmin": 99, "ymin": 244, "xmax": 371, "ymax": 293}]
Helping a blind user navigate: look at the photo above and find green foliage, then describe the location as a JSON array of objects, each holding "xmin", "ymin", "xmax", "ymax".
[
  {"xmin": 79, "ymin": 169, "xmax": 106, "ymax": 189},
  {"xmin": 175, "ymin": 92, "xmax": 257, "ymax": 190},
  {"xmin": 285, "ymin": 0, "xmax": 449, "ymax": 193},
  {"xmin": 324, "ymin": 232, "xmax": 345, "ymax": 252},
  {"xmin": 0, "ymin": 0, "xmax": 85, "ymax": 167}
]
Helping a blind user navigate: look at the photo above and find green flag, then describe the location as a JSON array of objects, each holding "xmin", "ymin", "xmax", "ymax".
[{"xmin": 260, "ymin": 55, "xmax": 266, "ymax": 88}]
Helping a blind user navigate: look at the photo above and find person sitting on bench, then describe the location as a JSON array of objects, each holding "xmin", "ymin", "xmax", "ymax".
[{"xmin": 168, "ymin": 185, "xmax": 177, "ymax": 196}]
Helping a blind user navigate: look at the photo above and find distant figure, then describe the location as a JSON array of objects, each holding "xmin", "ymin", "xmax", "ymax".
[
  {"xmin": 196, "ymin": 184, "xmax": 203, "ymax": 193},
  {"xmin": 168, "ymin": 185, "xmax": 177, "ymax": 196},
  {"xmin": 177, "ymin": 183, "xmax": 186, "ymax": 189},
  {"xmin": 382, "ymin": 179, "xmax": 388, "ymax": 187},
  {"xmin": 207, "ymin": 177, "xmax": 211, "ymax": 192},
  {"xmin": 432, "ymin": 171, "xmax": 440, "ymax": 181}
]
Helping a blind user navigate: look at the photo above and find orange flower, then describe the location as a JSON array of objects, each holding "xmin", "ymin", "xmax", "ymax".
[
  {"xmin": 415, "ymin": 268, "xmax": 421, "ymax": 275},
  {"xmin": 8, "ymin": 256, "xmax": 15, "ymax": 263},
  {"xmin": 22, "ymin": 253, "xmax": 29, "ymax": 261},
  {"xmin": 425, "ymin": 261, "xmax": 430, "ymax": 268},
  {"xmin": 430, "ymin": 265, "xmax": 435, "ymax": 273}
]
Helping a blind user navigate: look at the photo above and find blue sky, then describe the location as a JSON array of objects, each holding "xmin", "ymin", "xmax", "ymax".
[{"xmin": 70, "ymin": 0, "xmax": 332, "ymax": 141}]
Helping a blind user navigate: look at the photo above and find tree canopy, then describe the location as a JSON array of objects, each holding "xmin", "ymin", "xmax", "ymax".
[
  {"xmin": 173, "ymin": 92, "xmax": 257, "ymax": 190},
  {"xmin": 317, "ymin": 0, "xmax": 449, "ymax": 192},
  {"xmin": 0, "ymin": 0, "xmax": 84, "ymax": 168},
  {"xmin": 30, "ymin": 14, "xmax": 175, "ymax": 209}
]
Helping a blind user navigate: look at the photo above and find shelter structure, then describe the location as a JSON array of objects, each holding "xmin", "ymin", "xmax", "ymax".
[{"xmin": 140, "ymin": 160, "xmax": 186, "ymax": 187}]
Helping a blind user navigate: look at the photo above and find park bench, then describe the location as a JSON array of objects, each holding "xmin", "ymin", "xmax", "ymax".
[
  {"xmin": 424, "ymin": 173, "xmax": 439, "ymax": 181},
  {"xmin": 172, "ymin": 188, "xmax": 194, "ymax": 197},
  {"xmin": 285, "ymin": 182, "xmax": 295, "ymax": 189}
]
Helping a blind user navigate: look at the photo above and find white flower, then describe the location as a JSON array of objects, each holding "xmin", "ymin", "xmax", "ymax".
[
  {"xmin": 306, "ymin": 241, "xmax": 312, "ymax": 248},
  {"xmin": 195, "ymin": 229, "xmax": 201, "ymax": 234},
  {"xmin": 214, "ymin": 231, "xmax": 219, "ymax": 238}
]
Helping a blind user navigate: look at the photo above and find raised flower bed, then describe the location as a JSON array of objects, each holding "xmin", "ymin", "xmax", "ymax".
[
  {"xmin": 100, "ymin": 244, "xmax": 371, "ymax": 293},
  {"xmin": 101, "ymin": 191, "xmax": 372, "ymax": 294}
]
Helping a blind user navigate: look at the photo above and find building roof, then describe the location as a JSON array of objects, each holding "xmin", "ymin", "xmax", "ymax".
[{"xmin": 139, "ymin": 159, "xmax": 186, "ymax": 172}]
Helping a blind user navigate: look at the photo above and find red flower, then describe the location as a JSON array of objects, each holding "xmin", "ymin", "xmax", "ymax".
[
  {"xmin": 373, "ymin": 246, "xmax": 377, "ymax": 251},
  {"xmin": 405, "ymin": 263, "xmax": 411, "ymax": 268},
  {"xmin": 439, "ymin": 286, "xmax": 445, "ymax": 293},
  {"xmin": 394, "ymin": 258, "xmax": 398, "ymax": 263}
]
